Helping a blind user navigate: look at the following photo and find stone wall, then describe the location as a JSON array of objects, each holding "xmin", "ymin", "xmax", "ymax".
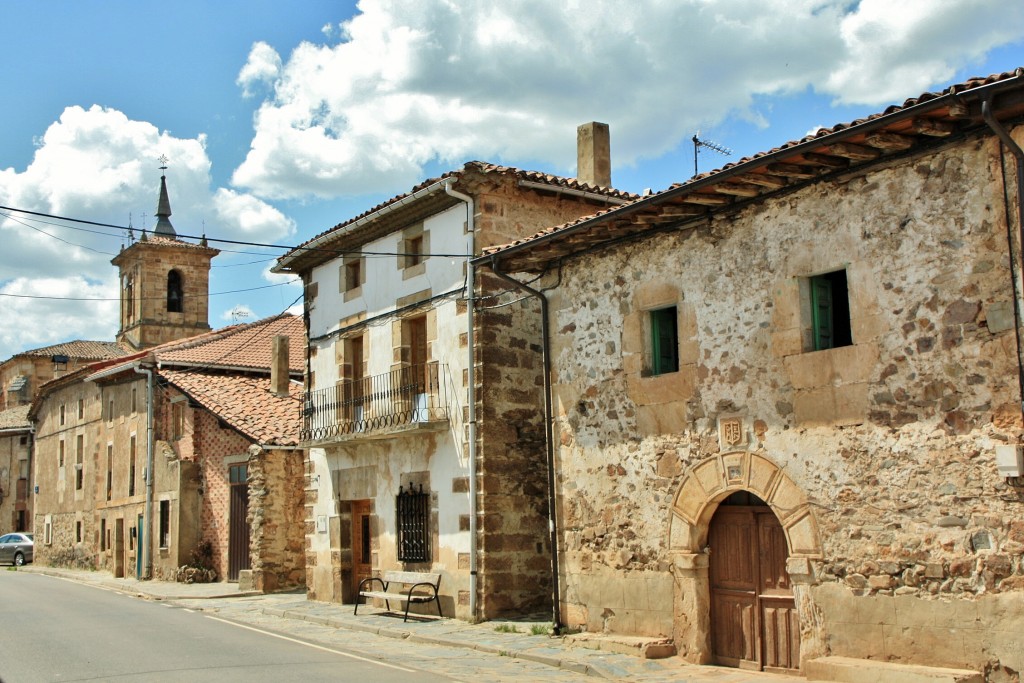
[
  {"xmin": 248, "ymin": 445, "xmax": 306, "ymax": 591},
  {"xmin": 542, "ymin": 127, "xmax": 1024, "ymax": 675},
  {"xmin": 475, "ymin": 275, "xmax": 552, "ymax": 619}
]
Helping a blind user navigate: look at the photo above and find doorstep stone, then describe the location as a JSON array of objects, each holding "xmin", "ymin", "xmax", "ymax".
[
  {"xmin": 563, "ymin": 632, "xmax": 676, "ymax": 659},
  {"xmin": 805, "ymin": 656, "xmax": 982, "ymax": 683}
]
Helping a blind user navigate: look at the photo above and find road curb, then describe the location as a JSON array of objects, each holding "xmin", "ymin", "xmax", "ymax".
[{"xmin": 257, "ymin": 604, "xmax": 611, "ymax": 679}]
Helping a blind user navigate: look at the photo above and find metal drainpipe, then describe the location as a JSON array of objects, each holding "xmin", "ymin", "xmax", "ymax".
[
  {"xmin": 981, "ymin": 98, "xmax": 1024, "ymax": 417},
  {"xmin": 134, "ymin": 364, "xmax": 155, "ymax": 579},
  {"xmin": 485, "ymin": 259, "xmax": 562, "ymax": 633},
  {"xmin": 444, "ymin": 181, "xmax": 479, "ymax": 621}
]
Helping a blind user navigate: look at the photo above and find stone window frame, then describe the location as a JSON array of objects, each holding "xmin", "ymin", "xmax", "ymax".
[
  {"xmin": 340, "ymin": 252, "xmax": 366, "ymax": 302},
  {"xmin": 170, "ymin": 396, "xmax": 187, "ymax": 441},
  {"xmin": 799, "ymin": 268, "xmax": 853, "ymax": 353},
  {"xmin": 158, "ymin": 498, "xmax": 171, "ymax": 549},
  {"xmin": 74, "ymin": 434, "xmax": 84, "ymax": 491},
  {"xmin": 128, "ymin": 433, "xmax": 137, "ymax": 497},
  {"xmin": 336, "ymin": 332, "xmax": 369, "ymax": 424},
  {"xmin": 775, "ymin": 261, "xmax": 881, "ymax": 427},
  {"xmin": 106, "ymin": 442, "xmax": 113, "ymax": 501},
  {"xmin": 398, "ymin": 224, "xmax": 430, "ymax": 280}
]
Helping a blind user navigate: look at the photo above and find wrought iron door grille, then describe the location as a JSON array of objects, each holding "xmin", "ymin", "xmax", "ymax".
[{"xmin": 396, "ymin": 483, "xmax": 430, "ymax": 563}]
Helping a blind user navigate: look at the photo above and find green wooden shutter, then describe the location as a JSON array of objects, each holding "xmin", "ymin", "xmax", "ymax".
[
  {"xmin": 811, "ymin": 276, "xmax": 834, "ymax": 350},
  {"xmin": 651, "ymin": 307, "xmax": 679, "ymax": 375}
]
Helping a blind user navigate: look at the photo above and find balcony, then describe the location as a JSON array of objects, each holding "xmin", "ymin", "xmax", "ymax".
[{"xmin": 302, "ymin": 362, "xmax": 455, "ymax": 444}]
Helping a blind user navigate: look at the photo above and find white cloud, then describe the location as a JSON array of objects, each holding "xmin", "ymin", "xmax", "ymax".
[
  {"xmin": 827, "ymin": 0, "xmax": 1024, "ymax": 104},
  {"xmin": 236, "ymin": 41, "xmax": 283, "ymax": 98},
  {"xmin": 0, "ymin": 276, "xmax": 119, "ymax": 361},
  {"xmin": 0, "ymin": 104, "xmax": 296, "ymax": 361},
  {"xmin": 229, "ymin": 0, "xmax": 1024, "ymax": 202}
]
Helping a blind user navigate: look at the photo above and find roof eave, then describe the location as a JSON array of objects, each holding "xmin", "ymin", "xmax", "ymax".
[{"xmin": 479, "ymin": 70, "xmax": 1024, "ymax": 272}]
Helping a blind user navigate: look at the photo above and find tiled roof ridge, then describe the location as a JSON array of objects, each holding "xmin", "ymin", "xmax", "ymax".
[
  {"xmin": 155, "ymin": 312, "xmax": 297, "ymax": 359},
  {"xmin": 8, "ymin": 339, "xmax": 130, "ymax": 361},
  {"xmin": 281, "ymin": 161, "xmax": 639, "ymax": 260}
]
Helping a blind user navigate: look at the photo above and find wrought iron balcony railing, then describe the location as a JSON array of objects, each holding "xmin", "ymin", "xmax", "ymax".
[{"xmin": 301, "ymin": 362, "xmax": 453, "ymax": 443}]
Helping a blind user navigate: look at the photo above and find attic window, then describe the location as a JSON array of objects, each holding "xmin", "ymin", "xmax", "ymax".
[{"xmin": 52, "ymin": 355, "xmax": 69, "ymax": 373}]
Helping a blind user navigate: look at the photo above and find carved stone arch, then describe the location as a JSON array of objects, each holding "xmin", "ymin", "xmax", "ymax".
[
  {"xmin": 669, "ymin": 451, "xmax": 822, "ymax": 559},
  {"xmin": 667, "ymin": 451, "xmax": 825, "ymax": 666}
]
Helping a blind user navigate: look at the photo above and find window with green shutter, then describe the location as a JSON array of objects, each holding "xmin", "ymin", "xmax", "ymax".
[
  {"xmin": 650, "ymin": 306, "xmax": 679, "ymax": 375},
  {"xmin": 809, "ymin": 270, "xmax": 852, "ymax": 351}
]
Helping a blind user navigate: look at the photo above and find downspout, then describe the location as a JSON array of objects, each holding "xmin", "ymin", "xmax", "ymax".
[
  {"xmin": 485, "ymin": 259, "xmax": 562, "ymax": 633},
  {"xmin": 444, "ymin": 180, "xmax": 479, "ymax": 621},
  {"xmin": 134, "ymin": 364, "xmax": 155, "ymax": 579},
  {"xmin": 981, "ymin": 98, "xmax": 1024, "ymax": 417}
]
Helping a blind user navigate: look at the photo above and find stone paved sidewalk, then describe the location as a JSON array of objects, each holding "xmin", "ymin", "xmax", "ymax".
[{"xmin": 17, "ymin": 565, "xmax": 805, "ymax": 682}]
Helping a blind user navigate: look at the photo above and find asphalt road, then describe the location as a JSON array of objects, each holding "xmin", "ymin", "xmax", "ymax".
[{"xmin": 0, "ymin": 570, "xmax": 451, "ymax": 682}]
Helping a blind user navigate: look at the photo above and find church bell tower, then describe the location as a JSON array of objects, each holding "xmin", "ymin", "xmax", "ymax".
[{"xmin": 112, "ymin": 170, "xmax": 219, "ymax": 351}]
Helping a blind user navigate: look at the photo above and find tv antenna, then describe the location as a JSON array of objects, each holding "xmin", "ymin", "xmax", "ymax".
[{"xmin": 692, "ymin": 133, "xmax": 731, "ymax": 177}]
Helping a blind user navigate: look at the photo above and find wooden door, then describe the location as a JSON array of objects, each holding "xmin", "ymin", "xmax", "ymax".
[
  {"xmin": 136, "ymin": 514, "xmax": 144, "ymax": 578},
  {"xmin": 351, "ymin": 500, "xmax": 373, "ymax": 599},
  {"xmin": 228, "ymin": 463, "xmax": 251, "ymax": 581},
  {"xmin": 709, "ymin": 502, "xmax": 799, "ymax": 673},
  {"xmin": 113, "ymin": 519, "xmax": 125, "ymax": 578}
]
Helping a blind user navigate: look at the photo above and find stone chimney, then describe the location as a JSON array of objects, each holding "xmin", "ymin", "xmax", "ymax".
[
  {"xmin": 577, "ymin": 121, "xmax": 611, "ymax": 188},
  {"xmin": 270, "ymin": 335, "xmax": 291, "ymax": 397}
]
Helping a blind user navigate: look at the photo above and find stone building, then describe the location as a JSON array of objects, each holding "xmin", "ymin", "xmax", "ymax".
[
  {"xmin": 0, "ymin": 405, "xmax": 32, "ymax": 534},
  {"xmin": 273, "ymin": 135, "xmax": 635, "ymax": 620},
  {"xmin": 478, "ymin": 69, "xmax": 1024, "ymax": 679},
  {"xmin": 29, "ymin": 173, "xmax": 306, "ymax": 590},
  {"xmin": 0, "ymin": 340, "xmax": 128, "ymax": 536}
]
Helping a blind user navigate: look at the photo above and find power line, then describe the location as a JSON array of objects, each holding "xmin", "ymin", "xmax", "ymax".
[
  {"xmin": 0, "ymin": 281, "xmax": 297, "ymax": 302},
  {"xmin": 0, "ymin": 204, "xmax": 475, "ymax": 259}
]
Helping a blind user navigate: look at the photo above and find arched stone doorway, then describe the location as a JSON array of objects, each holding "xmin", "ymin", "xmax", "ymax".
[
  {"xmin": 667, "ymin": 451, "xmax": 825, "ymax": 669},
  {"xmin": 708, "ymin": 491, "xmax": 798, "ymax": 672}
]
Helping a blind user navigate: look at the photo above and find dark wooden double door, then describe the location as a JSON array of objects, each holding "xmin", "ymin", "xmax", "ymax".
[{"xmin": 708, "ymin": 504, "xmax": 800, "ymax": 673}]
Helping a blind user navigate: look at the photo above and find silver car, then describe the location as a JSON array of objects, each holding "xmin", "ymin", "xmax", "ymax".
[{"xmin": 0, "ymin": 532, "xmax": 33, "ymax": 566}]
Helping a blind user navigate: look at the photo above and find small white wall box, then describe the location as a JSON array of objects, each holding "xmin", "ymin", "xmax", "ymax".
[{"xmin": 995, "ymin": 444, "xmax": 1024, "ymax": 478}]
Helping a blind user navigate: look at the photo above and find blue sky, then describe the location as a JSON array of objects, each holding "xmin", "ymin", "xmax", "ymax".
[{"xmin": 1, "ymin": 0, "xmax": 1023, "ymax": 360}]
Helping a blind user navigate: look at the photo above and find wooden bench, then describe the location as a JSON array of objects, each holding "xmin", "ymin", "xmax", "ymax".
[{"xmin": 355, "ymin": 570, "xmax": 443, "ymax": 622}]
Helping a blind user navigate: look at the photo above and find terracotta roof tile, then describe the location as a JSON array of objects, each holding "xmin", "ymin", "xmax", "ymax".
[
  {"xmin": 12, "ymin": 340, "xmax": 129, "ymax": 361},
  {"xmin": 279, "ymin": 161, "xmax": 638, "ymax": 266},
  {"xmin": 155, "ymin": 314, "xmax": 305, "ymax": 371},
  {"xmin": 160, "ymin": 369, "xmax": 302, "ymax": 446}
]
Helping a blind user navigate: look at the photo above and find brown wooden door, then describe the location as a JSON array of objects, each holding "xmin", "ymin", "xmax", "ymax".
[
  {"xmin": 408, "ymin": 316, "xmax": 428, "ymax": 390},
  {"xmin": 113, "ymin": 519, "xmax": 125, "ymax": 578},
  {"xmin": 228, "ymin": 463, "xmax": 251, "ymax": 581},
  {"xmin": 709, "ymin": 503, "xmax": 799, "ymax": 673},
  {"xmin": 351, "ymin": 500, "xmax": 372, "ymax": 599}
]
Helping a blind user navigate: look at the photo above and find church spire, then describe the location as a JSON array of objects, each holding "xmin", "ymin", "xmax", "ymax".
[{"xmin": 153, "ymin": 156, "xmax": 176, "ymax": 238}]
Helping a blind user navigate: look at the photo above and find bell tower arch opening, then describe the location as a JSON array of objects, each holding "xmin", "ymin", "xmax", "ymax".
[{"xmin": 167, "ymin": 269, "xmax": 183, "ymax": 313}]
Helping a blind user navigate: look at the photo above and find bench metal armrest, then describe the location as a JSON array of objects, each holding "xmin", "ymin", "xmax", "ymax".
[
  {"xmin": 406, "ymin": 581, "xmax": 439, "ymax": 599},
  {"xmin": 357, "ymin": 576, "xmax": 386, "ymax": 593}
]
